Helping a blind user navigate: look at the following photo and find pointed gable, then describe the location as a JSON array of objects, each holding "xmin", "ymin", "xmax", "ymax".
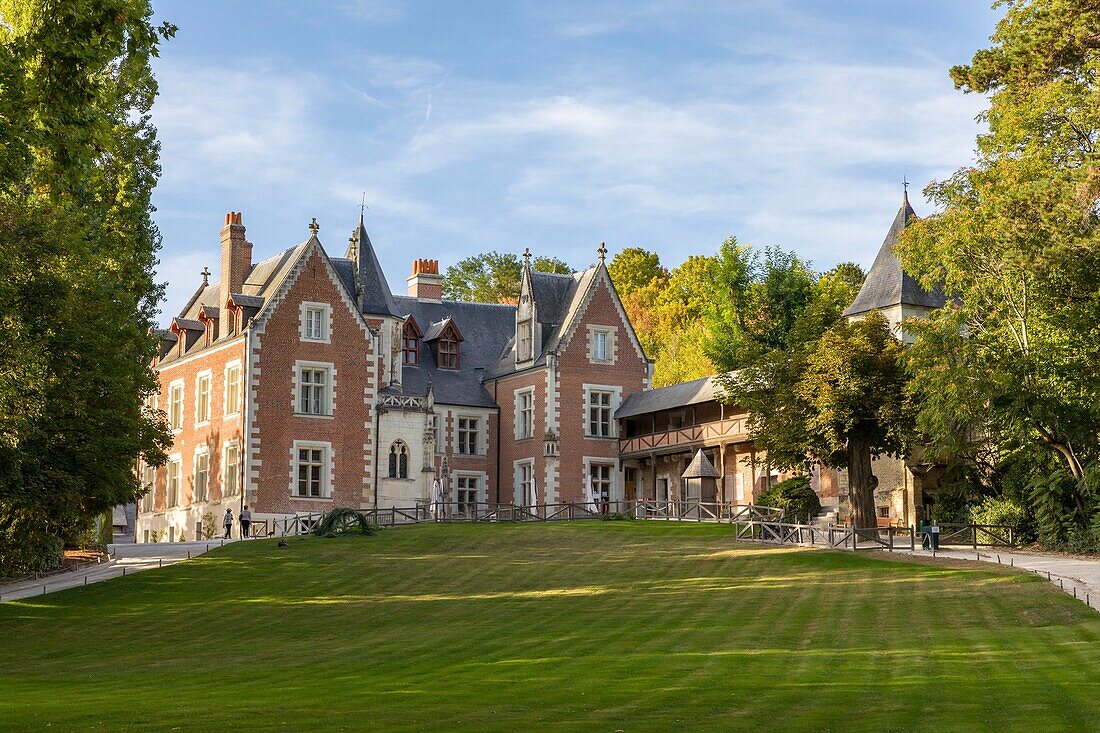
[
  {"xmin": 844, "ymin": 192, "xmax": 946, "ymax": 317},
  {"xmin": 346, "ymin": 214, "xmax": 400, "ymax": 318}
]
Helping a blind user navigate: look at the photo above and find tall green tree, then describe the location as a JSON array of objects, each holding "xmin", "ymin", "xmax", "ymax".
[
  {"xmin": 607, "ymin": 247, "xmax": 666, "ymax": 296},
  {"xmin": 899, "ymin": 0, "xmax": 1100, "ymax": 538},
  {"xmin": 442, "ymin": 251, "xmax": 571, "ymax": 303},
  {"xmin": 719, "ymin": 312, "xmax": 912, "ymax": 528},
  {"xmin": 0, "ymin": 1, "xmax": 173, "ymax": 575}
]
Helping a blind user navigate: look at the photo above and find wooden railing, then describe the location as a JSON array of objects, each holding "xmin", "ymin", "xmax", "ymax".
[{"xmin": 618, "ymin": 417, "xmax": 749, "ymax": 456}]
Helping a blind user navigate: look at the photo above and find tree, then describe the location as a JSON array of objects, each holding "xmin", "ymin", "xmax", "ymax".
[
  {"xmin": 0, "ymin": 1, "xmax": 174, "ymax": 575},
  {"xmin": 899, "ymin": 0, "xmax": 1100, "ymax": 537},
  {"xmin": 607, "ymin": 247, "xmax": 666, "ymax": 296},
  {"xmin": 704, "ymin": 240, "xmax": 819, "ymax": 371},
  {"xmin": 719, "ymin": 311, "xmax": 911, "ymax": 528},
  {"xmin": 442, "ymin": 251, "xmax": 571, "ymax": 303}
]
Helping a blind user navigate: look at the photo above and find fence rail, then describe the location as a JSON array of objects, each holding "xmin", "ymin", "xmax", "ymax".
[{"xmin": 260, "ymin": 502, "xmax": 1014, "ymax": 553}]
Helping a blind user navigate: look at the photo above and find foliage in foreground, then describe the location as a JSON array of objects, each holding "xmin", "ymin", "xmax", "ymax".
[
  {"xmin": 0, "ymin": 1, "xmax": 174, "ymax": 576},
  {"xmin": 899, "ymin": 0, "xmax": 1100, "ymax": 550},
  {"xmin": 313, "ymin": 508, "xmax": 379, "ymax": 536},
  {"xmin": 755, "ymin": 476, "xmax": 821, "ymax": 523}
]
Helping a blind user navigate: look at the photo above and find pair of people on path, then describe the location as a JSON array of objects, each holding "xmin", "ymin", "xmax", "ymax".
[{"xmin": 223, "ymin": 507, "xmax": 252, "ymax": 539}]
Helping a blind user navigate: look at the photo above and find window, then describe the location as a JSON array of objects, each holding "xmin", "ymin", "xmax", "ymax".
[
  {"xmin": 456, "ymin": 475, "xmax": 480, "ymax": 516},
  {"xmin": 457, "ymin": 417, "xmax": 479, "ymax": 455},
  {"xmin": 225, "ymin": 362, "xmax": 241, "ymax": 415},
  {"xmin": 515, "ymin": 461, "xmax": 534, "ymax": 505},
  {"xmin": 167, "ymin": 458, "xmax": 181, "ymax": 507},
  {"xmin": 141, "ymin": 465, "xmax": 156, "ymax": 512},
  {"xmin": 301, "ymin": 302, "xmax": 330, "ymax": 342},
  {"xmin": 588, "ymin": 389, "xmax": 613, "ymax": 437},
  {"xmin": 589, "ymin": 326, "xmax": 614, "ymax": 363},
  {"xmin": 516, "ymin": 389, "xmax": 535, "ymax": 439},
  {"xmin": 388, "ymin": 441, "xmax": 409, "ymax": 479},
  {"xmin": 517, "ymin": 320, "xmax": 532, "ymax": 361},
  {"xmin": 402, "ymin": 321, "xmax": 420, "ymax": 366},
  {"xmin": 438, "ymin": 336, "xmax": 459, "ymax": 368},
  {"xmin": 194, "ymin": 450, "xmax": 209, "ymax": 502},
  {"xmin": 430, "ymin": 414, "xmax": 442, "ymax": 453},
  {"xmin": 877, "ymin": 506, "xmax": 890, "ymax": 518},
  {"xmin": 298, "ymin": 365, "xmax": 331, "ymax": 415},
  {"xmin": 589, "ymin": 463, "xmax": 612, "ymax": 510},
  {"xmin": 295, "ymin": 445, "xmax": 327, "ymax": 497},
  {"xmin": 169, "ymin": 382, "xmax": 184, "ymax": 431},
  {"xmin": 224, "ymin": 442, "xmax": 239, "ymax": 496},
  {"xmin": 195, "ymin": 372, "xmax": 211, "ymax": 424}
]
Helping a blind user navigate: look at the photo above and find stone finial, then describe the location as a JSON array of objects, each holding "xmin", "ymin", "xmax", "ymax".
[
  {"xmin": 597, "ymin": 241, "xmax": 608, "ymax": 264},
  {"xmin": 201, "ymin": 266, "xmax": 211, "ymax": 286},
  {"xmin": 308, "ymin": 217, "xmax": 320, "ymax": 237},
  {"xmin": 523, "ymin": 246, "xmax": 532, "ymax": 268}
]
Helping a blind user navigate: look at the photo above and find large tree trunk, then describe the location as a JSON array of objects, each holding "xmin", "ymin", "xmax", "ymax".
[{"xmin": 847, "ymin": 433, "xmax": 877, "ymax": 529}]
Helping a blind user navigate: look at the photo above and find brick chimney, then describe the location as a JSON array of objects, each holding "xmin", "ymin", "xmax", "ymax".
[
  {"xmin": 407, "ymin": 258, "xmax": 443, "ymax": 301},
  {"xmin": 219, "ymin": 212, "xmax": 252, "ymax": 339}
]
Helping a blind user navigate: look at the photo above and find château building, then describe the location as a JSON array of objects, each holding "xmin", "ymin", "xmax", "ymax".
[{"xmin": 136, "ymin": 212, "xmax": 650, "ymax": 541}]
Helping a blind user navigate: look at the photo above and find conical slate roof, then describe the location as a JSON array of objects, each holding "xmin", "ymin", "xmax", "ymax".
[
  {"xmin": 346, "ymin": 214, "xmax": 400, "ymax": 318},
  {"xmin": 843, "ymin": 192, "xmax": 946, "ymax": 317},
  {"xmin": 682, "ymin": 449, "xmax": 720, "ymax": 479}
]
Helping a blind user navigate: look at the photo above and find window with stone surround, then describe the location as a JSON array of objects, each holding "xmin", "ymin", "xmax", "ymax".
[
  {"xmin": 169, "ymin": 381, "xmax": 184, "ymax": 432},
  {"xmin": 587, "ymin": 389, "xmax": 614, "ymax": 437},
  {"xmin": 300, "ymin": 302, "xmax": 331, "ymax": 343},
  {"xmin": 388, "ymin": 440, "xmax": 410, "ymax": 479},
  {"xmin": 193, "ymin": 449, "xmax": 210, "ymax": 502},
  {"xmin": 295, "ymin": 443, "xmax": 329, "ymax": 498},
  {"xmin": 297, "ymin": 363, "xmax": 333, "ymax": 416},
  {"xmin": 225, "ymin": 362, "xmax": 241, "ymax": 415},
  {"xmin": 457, "ymin": 417, "xmax": 480, "ymax": 455},
  {"xmin": 195, "ymin": 371, "xmax": 212, "ymax": 424},
  {"xmin": 515, "ymin": 388, "xmax": 535, "ymax": 440},
  {"xmin": 223, "ymin": 441, "xmax": 239, "ymax": 496},
  {"xmin": 456, "ymin": 474, "xmax": 481, "ymax": 516},
  {"xmin": 167, "ymin": 457, "xmax": 181, "ymax": 507},
  {"xmin": 517, "ymin": 320, "xmax": 533, "ymax": 362}
]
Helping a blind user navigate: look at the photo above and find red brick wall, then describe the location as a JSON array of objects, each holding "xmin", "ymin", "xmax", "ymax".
[
  {"xmin": 490, "ymin": 370, "xmax": 547, "ymax": 503},
  {"xmin": 146, "ymin": 339, "xmax": 247, "ymax": 512},
  {"xmin": 555, "ymin": 276, "xmax": 648, "ymax": 502},
  {"xmin": 251, "ymin": 247, "xmax": 377, "ymax": 514}
]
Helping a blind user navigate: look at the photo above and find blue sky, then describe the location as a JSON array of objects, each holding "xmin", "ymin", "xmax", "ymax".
[{"xmin": 150, "ymin": 1, "xmax": 998, "ymax": 321}]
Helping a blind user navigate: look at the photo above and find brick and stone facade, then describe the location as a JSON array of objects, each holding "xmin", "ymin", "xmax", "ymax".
[{"xmin": 136, "ymin": 215, "xmax": 651, "ymax": 540}]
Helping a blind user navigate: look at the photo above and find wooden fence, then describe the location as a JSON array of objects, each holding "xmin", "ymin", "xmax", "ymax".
[{"xmin": 255, "ymin": 501, "xmax": 1014, "ymax": 552}]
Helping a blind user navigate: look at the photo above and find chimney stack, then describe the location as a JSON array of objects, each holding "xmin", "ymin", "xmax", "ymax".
[
  {"xmin": 219, "ymin": 212, "xmax": 253, "ymax": 339},
  {"xmin": 407, "ymin": 258, "xmax": 443, "ymax": 301}
]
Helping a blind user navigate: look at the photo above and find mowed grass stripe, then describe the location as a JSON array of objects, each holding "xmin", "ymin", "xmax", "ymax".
[{"xmin": 2, "ymin": 521, "xmax": 1099, "ymax": 732}]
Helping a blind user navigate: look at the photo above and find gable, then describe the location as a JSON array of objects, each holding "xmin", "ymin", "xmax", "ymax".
[{"xmin": 553, "ymin": 267, "xmax": 647, "ymax": 365}]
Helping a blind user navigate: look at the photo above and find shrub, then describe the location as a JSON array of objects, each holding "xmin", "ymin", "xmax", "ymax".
[
  {"xmin": 969, "ymin": 496, "xmax": 1035, "ymax": 543},
  {"xmin": 755, "ymin": 476, "xmax": 821, "ymax": 523},
  {"xmin": 199, "ymin": 513, "xmax": 217, "ymax": 541},
  {"xmin": 0, "ymin": 505, "xmax": 63, "ymax": 580},
  {"xmin": 598, "ymin": 512, "xmax": 632, "ymax": 521},
  {"xmin": 314, "ymin": 508, "xmax": 378, "ymax": 536}
]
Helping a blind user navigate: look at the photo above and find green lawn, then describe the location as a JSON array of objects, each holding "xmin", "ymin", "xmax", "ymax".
[{"xmin": 1, "ymin": 522, "xmax": 1098, "ymax": 732}]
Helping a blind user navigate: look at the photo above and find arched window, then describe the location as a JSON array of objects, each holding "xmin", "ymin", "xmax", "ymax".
[{"xmin": 388, "ymin": 440, "xmax": 409, "ymax": 479}]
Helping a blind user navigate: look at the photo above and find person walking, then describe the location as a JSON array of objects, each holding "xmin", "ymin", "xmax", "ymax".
[
  {"xmin": 223, "ymin": 508, "xmax": 234, "ymax": 539},
  {"xmin": 239, "ymin": 506, "xmax": 252, "ymax": 539}
]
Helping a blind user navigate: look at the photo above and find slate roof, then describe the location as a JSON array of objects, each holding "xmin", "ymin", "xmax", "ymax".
[
  {"xmin": 346, "ymin": 215, "xmax": 400, "ymax": 318},
  {"xmin": 682, "ymin": 449, "xmax": 721, "ymax": 479},
  {"xmin": 530, "ymin": 271, "xmax": 575, "ymax": 326},
  {"xmin": 615, "ymin": 373, "xmax": 728, "ymax": 419},
  {"xmin": 843, "ymin": 193, "xmax": 947, "ymax": 317},
  {"xmin": 394, "ymin": 296, "xmax": 517, "ymax": 408}
]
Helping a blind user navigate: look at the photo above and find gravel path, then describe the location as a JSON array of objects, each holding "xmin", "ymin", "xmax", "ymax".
[
  {"xmin": 901, "ymin": 545, "xmax": 1100, "ymax": 612},
  {"xmin": 0, "ymin": 539, "xmax": 237, "ymax": 602}
]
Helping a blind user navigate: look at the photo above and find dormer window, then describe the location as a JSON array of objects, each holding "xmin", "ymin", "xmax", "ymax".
[
  {"xmin": 424, "ymin": 318, "xmax": 463, "ymax": 370},
  {"xmin": 517, "ymin": 320, "xmax": 533, "ymax": 362},
  {"xmin": 402, "ymin": 317, "xmax": 422, "ymax": 366},
  {"xmin": 438, "ymin": 335, "xmax": 459, "ymax": 369}
]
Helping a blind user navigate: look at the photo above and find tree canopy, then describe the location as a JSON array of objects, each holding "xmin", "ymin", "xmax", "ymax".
[
  {"xmin": 899, "ymin": 0, "xmax": 1100, "ymax": 546},
  {"xmin": 442, "ymin": 251, "xmax": 571, "ymax": 303},
  {"xmin": 0, "ymin": 0, "xmax": 173, "ymax": 576}
]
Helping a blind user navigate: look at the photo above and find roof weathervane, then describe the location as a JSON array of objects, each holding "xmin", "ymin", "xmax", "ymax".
[
  {"xmin": 597, "ymin": 241, "xmax": 607, "ymax": 264},
  {"xmin": 902, "ymin": 176, "xmax": 910, "ymax": 202},
  {"xmin": 523, "ymin": 246, "xmax": 532, "ymax": 268},
  {"xmin": 309, "ymin": 217, "xmax": 320, "ymax": 237},
  {"xmin": 200, "ymin": 266, "xmax": 211, "ymax": 286},
  {"xmin": 360, "ymin": 192, "xmax": 368, "ymax": 220}
]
